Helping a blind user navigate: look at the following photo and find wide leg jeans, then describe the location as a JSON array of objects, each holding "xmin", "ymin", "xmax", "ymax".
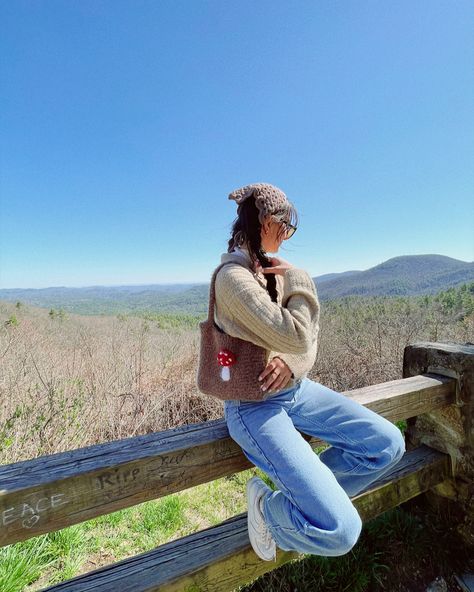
[{"xmin": 224, "ymin": 377, "xmax": 406, "ymax": 557}]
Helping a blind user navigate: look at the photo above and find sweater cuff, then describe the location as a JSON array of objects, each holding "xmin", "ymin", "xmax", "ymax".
[
  {"xmin": 282, "ymin": 268, "xmax": 317, "ymax": 307},
  {"xmin": 274, "ymin": 354, "xmax": 304, "ymax": 381}
]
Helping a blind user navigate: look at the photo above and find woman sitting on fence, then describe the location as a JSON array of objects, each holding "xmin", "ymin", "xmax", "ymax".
[{"xmin": 213, "ymin": 182, "xmax": 406, "ymax": 562}]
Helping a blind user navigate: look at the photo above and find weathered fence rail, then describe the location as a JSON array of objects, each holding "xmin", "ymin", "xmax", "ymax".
[
  {"xmin": 0, "ymin": 341, "xmax": 472, "ymax": 591},
  {"xmin": 0, "ymin": 373, "xmax": 455, "ymax": 546}
]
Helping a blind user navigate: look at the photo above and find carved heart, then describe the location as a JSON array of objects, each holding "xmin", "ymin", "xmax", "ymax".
[{"xmin": 22, "ymin": 514, "xmax": 40, "ymax": 529}]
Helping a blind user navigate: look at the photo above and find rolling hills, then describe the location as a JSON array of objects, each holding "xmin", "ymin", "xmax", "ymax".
[{"xmin": 0, "ymin": 254, "xmax": 472, "ymax": 316}]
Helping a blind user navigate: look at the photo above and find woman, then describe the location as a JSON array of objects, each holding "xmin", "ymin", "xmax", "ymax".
[{"xmin": 214, "ymin": 183, "xmax": 406, "ymax": 562}]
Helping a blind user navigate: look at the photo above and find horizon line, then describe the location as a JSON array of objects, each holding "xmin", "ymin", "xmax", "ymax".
[{"xmin": 1, "ymin": 252, "xmax": 473, "ymax": 291}]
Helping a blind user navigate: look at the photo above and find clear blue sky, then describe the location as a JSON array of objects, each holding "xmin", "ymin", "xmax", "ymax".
[{"xmin": 1, "ymin": 1, "xmax": 473, "ymax": 289}]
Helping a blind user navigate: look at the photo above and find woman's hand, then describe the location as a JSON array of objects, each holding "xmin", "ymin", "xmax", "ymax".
[
  {"xmin": 258, "ymin": 356, "xmax": 293, "ymax": 393},
  {"xmin": 259, "ymin": 256, "xmax": 294, "ymax": 276}
]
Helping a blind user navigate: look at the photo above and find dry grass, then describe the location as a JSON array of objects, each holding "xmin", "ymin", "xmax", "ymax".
[
  {"xmin": 0, "ymin": 294, "xmax": 472, "ymax": 464},
  {"xmin": 0, "ymin": 304, "xmax": 218, "ymax": 463}
]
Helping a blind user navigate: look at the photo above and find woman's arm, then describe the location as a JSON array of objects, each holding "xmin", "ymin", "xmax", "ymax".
[
  {"xmin": 270, "ymin": 334, "xmax": 319, "ymax": 381},
  {"xmin": 215, "ymin": 264, "xmax": 320, "ymax": 354}
]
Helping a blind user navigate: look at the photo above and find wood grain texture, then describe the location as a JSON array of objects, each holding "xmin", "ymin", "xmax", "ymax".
[
  {"xmin": 403, "ymin": 341, "xmax": 474, "ymax": 551},
  {"xmin": 0, "ymin": 373, "xmax": 455, "ymax": 547},
  {"xmin": 38, "ymin": 445, "xmax": 450, "ymax": 592}
]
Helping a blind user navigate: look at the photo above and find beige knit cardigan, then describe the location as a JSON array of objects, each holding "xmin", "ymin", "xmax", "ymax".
[{"xmin": 213, "ymin": 248, "xmax": 320, "ymax": 397}]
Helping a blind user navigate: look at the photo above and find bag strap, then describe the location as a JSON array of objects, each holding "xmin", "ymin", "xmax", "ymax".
[{"xmin": 206, "ymin": 260, "xmax": 251, "ymax": 322}]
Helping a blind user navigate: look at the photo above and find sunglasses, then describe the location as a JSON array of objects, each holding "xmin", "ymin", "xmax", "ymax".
[{"xmin": 280, "ymin": 220, "xmax": 297, "ymax": 239}]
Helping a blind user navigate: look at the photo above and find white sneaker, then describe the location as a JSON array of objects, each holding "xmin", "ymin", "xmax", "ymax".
[{"xmin": 246, "ymin": 476, "xmax": 277, "ymax": 562}]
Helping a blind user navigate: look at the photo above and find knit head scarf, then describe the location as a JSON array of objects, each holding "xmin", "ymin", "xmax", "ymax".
[
  {"xmin": 228, "ymin": 182, "xmax": 290, "ymax": 226},
  {"xmin": 228, "ymin": 182, "xmax": 292, "ymax": 251}
]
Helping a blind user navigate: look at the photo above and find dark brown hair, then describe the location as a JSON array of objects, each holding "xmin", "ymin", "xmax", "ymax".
[{"xmin": 227, "ymin": 195, "xmax": 299, "ymax": 302}]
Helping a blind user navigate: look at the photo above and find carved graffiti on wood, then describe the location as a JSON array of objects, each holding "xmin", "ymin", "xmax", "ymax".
[
  {"xmin": 95, "ymin": 467, "xmax": 141, "ymax": 490},
  {"xmin": 2, "ymin": 493, "xmax": 68, "ymax": 529}
]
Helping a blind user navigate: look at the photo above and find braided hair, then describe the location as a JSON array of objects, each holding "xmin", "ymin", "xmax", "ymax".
[{"xmin": 227, "ymin": 195, "xmax": 298, "ymax": 302}]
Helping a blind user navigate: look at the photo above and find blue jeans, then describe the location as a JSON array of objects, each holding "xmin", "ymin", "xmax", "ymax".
[{"xmin": 224, "ymin": 377, "xmax": 406, "ymax": 556}]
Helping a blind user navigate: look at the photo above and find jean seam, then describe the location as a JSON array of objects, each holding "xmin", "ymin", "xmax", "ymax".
[
  {"xmin": 269, "ymin": 523, "xmax": 298, "ymax": 533},
  {"xmin": 336, "ymin": 460, "xmax": 368, "ymax": 475},
  {"xmin": 290, "ymin": 410, "xmax": 370, "ymax": 456},
  {"xmin": 231, "ymin": 406, "xmax": 301, "ymax": 510}
]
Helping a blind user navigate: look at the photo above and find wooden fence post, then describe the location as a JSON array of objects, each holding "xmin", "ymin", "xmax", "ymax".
[{"xmin": 402, "ymin": 341, "xmax": 474, "ymax": 549}]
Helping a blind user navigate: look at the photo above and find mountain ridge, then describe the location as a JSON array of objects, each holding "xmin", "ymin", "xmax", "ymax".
[{"xmin": 1, "ymin": 254, "xmax": 472, "ymax": 315}]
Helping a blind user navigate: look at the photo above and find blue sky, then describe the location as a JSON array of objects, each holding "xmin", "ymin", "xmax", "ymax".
[{"xmin": 1, "ymin": 1, "xmax": 473, "ymax": 289}]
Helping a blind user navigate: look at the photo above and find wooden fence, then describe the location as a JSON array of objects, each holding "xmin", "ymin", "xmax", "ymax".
[{"xmin": 0, "ymin": 341, "xmax": 472, "ymax": 591}]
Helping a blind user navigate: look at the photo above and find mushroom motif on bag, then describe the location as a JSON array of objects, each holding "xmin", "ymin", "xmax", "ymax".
[{"xmin": 217, "ymin": 349, "xmax": 236, "ymax": 381}]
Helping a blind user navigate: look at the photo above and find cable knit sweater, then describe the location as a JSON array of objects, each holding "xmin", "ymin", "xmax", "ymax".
[{"xmin": 214, "ymin": 246, "xmax": 320, "ymax": 397}]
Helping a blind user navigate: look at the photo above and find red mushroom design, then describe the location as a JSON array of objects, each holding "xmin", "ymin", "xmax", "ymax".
[{"xmin": 217, "ymin": 348, "xmax": 237, "ymax": 381}]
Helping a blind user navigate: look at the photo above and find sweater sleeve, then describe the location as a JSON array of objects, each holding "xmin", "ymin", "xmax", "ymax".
[
  {"xmin": 214, "ymin": 265, "xmax": 320, "ymax": 354},
  {"xmin": 270, "ymin": 326, "xmax": 319, "ymax": 380},
  {"xmin": 269, "ymin": 272, "xmax": 320, "ymax": 379}
]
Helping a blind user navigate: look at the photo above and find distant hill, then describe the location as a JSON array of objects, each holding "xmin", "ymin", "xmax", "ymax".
[
  {"xmin": 0, "ymin": 283, "xmax": 205, "ymax": 316},
  {"xmin": 313, "ymin": 270, "xmax": 362, "ymax": 283},
  {"xmin": 315, "ymin": 254, "xmax": 474, "ymax": 300},
  {"xmin": 0, "ymin": 254, "xmax": 472, "ymax": 316}
]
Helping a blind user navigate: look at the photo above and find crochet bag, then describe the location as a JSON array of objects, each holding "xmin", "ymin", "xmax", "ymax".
[{"xmin": 197, "ymin": 261, "xmax": 268, "ymax": 402}]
